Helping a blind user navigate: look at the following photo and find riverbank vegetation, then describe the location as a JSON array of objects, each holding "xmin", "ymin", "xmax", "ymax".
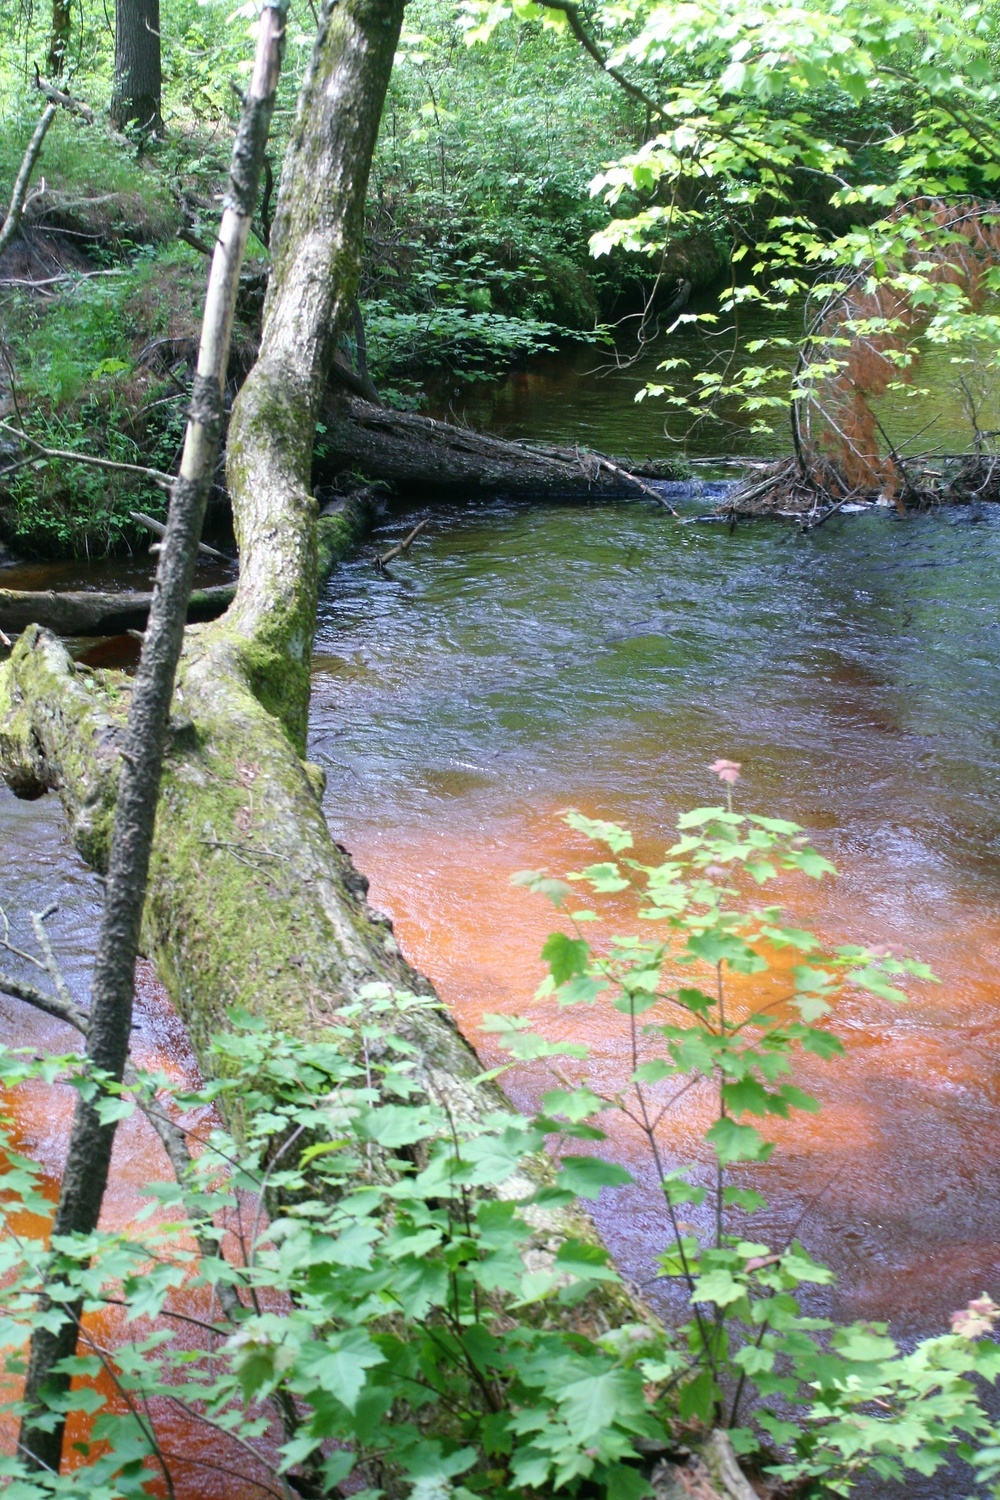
[
  {"xmin": 6, "ymin": 0, "xmax": 1000, "ymax": 555},
  {"xmin": 2, "ymin": 787, "xmax": 999, "ymax": 1498},
  {"xmin": 0, "ymin": 0, "xmax": 705, "ymax": 557}
]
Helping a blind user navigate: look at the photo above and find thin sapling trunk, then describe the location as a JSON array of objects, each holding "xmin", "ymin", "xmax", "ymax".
[{"xmin": 17, "ymin": 3, "xmax": 288, "ymax": 1471}]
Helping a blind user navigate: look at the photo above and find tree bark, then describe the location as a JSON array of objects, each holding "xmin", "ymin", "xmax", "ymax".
[
  {"xmin": 17, "ymin": 7, "xmax": 286, "ymax": 1470},
  {"xmin": 110, "ymin": 0, "xmax": 162, "ymax": 132},
  {"xmin": 0, "ymin": 0, "xmax": 652, "ymax": 1386},
  {"xmin": 46, "ymin": 0, "xmax": 73, "ymax": 76},
  {"xmin": 317, "ymin": 391, "xmax": 659, "ymax": 499}
]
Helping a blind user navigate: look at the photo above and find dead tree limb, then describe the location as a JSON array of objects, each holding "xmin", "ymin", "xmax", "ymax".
[
  {"xmin": 0, "ymin": 583, "xmax": 236, "ymax": 638},
  {"xmin": 378, "ymin": 515, "xmax": 428, "ymax": 565},
  {"xmin": 0, "ymin": 419, "xmax": 174, "ymax": 491},
  {"xmin": 130, "ymin": 509, "xmax": 228, "ymax": 560},
  {"xmin": 0, "ymin": 105, "xmax": 58, "ymax": 261},
  {"xmin": 32, "ymin": 67, "xmax": 96, "ymax": 124},
  {"xmin": 17, "ymin": 3, "xmax": 288, "ymax": 1470}
]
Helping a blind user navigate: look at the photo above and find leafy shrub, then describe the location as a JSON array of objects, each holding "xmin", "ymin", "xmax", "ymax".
[{"xmin": 0, "ymin": 784, "xmax": 998, "ymax": 1497}]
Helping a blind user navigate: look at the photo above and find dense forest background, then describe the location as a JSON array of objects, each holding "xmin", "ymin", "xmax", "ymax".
[{"xmin": 0, "ymin": 0, "xmax": 687, "ymax": 555}]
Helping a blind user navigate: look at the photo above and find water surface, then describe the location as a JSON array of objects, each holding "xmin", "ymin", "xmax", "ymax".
[{"xmin": 312, "ymin": 496, "xmax": 1000, "ymax": 1357}]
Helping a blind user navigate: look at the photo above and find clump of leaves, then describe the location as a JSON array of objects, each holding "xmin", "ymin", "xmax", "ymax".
[{"xmin": 499, "ymin": 775, "xmax": 1000, "ymax": 1493}]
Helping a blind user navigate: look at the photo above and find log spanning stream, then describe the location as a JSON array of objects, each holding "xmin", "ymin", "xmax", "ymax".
[{"xmin": 1, "ymin": 485, "xmax": 1000, "ymax": 1493}]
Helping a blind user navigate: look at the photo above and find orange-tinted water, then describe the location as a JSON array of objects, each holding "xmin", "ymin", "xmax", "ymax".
[
  {"xmin": 2, "ymin": 492, "xmax": 1000, "ymax": 1493},
  {"xmin": 310, "ymin": 498, "xmax": 1000, "ymax": 1352}
]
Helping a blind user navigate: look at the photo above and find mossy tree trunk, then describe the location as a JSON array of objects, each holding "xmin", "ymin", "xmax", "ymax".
[
  {"xmin": 0, "ymin": 0, "xmax": 494, "ymax": 1114},
  {"xmin": 17, "ymin": 8, "xmax": 288, "ymax": 1470}
]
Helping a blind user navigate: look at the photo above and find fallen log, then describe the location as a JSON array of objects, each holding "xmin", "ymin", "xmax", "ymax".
[
  {"xmin": 318, "ymin": 391, "xmax": 669, "ymax": 499},
  {"xmin": 0, "ymin": 581, "xmax": 235, "ymax": 637}
]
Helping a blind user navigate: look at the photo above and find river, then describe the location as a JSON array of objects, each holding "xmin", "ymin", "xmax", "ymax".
[{"xmin": 1, "ymin": 345, "xmax": 999, "ymax": 1494}]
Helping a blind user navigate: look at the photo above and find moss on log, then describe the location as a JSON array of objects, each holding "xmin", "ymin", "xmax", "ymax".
[{"xmin": 0, "ymin": 0, "xmax": 660, "ymax": 1348}]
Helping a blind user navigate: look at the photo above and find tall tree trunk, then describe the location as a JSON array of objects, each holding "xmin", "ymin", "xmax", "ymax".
[
  {"xmin": 17, "ymin": 8, "xmax": 286, "ymax": 1471},
  {"xmin": 46, "ymin": 0, "xmax": 72, "ymax": 76},
  {"xmin": 110, "ymin": 0, "xmax": 162, "ymax": 132}
]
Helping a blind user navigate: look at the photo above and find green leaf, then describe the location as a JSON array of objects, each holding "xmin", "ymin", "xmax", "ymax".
[
  {"xmin": 605, "ymin": 1463, "xmax": 654, "ymax": 1500},
  {"xmin": 94, "ymin": 1096, "xmax": 135, "ymax": 1125},
  {"xmin": 557, "ymin": 1155, "xmax": 633, "ymax": 1198},
  {"xmin": 677, "ymin": 1368, "xmax": 716, "ymax": 1423},
  {"xmin": 846, "ymin": 967, "xmax": 909, "ymax": 1004},
  {"xmin": 558, "ymin": 1367, "xmax": 646, "ymax": 1438},
  {"xmin": 705, "ymin": 1117, "xmax": 771, "ymax": 1164},
  {"xmin": 692, "ymin": 1269, "xmax": 745, "ymax": 1307},
  {"xmin": 563, "ymin": 812, "xmax": 634, "ymax": 852},
  {"xmin": 733, "ymin": 1344, "xmax": 776, "ymax": 1375},
  {"xmin": 721, "ymin": 1078, "xmax": 771, "ymax": 1116},
  {"xmin": 687, "ymin": 932, "xmax": 766, "ymax": 972},
  {"xmin": 541, "ymin": 931, "xmax": 590, "ymax": 984},
  {"xmin": 555, "ymin": 1239, "xmax": 620, "ymax": 1282}
]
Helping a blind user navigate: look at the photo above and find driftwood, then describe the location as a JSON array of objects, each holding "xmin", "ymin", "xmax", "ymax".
[
  {"xmin": 0, "ymin": 582, "xmax": 235, "ymax": 637},
  {"xmin": 722, "ymin": 449, "xmax": 1000, "ymax": 522}
]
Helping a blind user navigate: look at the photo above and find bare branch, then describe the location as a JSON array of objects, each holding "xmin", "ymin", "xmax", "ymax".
[
  {"xmin": 32, "ymin": 67, "xmax": 96, "ymax": 124},
  {"xmin": 130, "ymin": 510, "xmax": 228, "ymax": 561},
  {"xmin": 0, "ymin": 105, "xmax": 58, "ymax": 261},
  {"xmin": 0, "ymin": 420, "xmax": 174, "ymax": 491}
]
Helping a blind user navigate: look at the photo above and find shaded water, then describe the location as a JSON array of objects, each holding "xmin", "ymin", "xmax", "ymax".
[{"xmin": 440, "ymin": 296, "xmax": 1000, "ymax": 461}]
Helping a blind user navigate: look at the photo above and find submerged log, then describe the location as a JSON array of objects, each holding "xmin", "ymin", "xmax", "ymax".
[{"xmin": 0, "ymin": 582, "xmax": 235, "ymax": 637}]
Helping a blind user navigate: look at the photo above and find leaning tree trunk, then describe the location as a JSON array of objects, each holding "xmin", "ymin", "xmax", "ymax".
[
  {"xmin": 0, "ymin": 0, "xmax": 656, "ymax": 1364},
  {"xmin": 110, "ymin": 0, "xmax": 162, "ymax": 132},
  {"xmin": 0, "ymin": 0, "xmax": 495, "ymax": 1124},
  {"xmin": 17, "ymin": 9, "xmax": 287, "ymax": 1471}
]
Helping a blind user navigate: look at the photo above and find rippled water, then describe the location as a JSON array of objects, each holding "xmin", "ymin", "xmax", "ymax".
[
  {"xmin": 2, "ymin": 419, "xmax": 1000, "ymax": 1490},
  {"xmin": 312, "ymin": 496, "xmax": 1000, "ymax": 1358}
]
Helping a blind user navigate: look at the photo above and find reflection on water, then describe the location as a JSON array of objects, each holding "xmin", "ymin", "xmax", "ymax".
[
  {"xmin": 440, "ymin": 296, "xmax": 1000, "ymax": 461},
  {"xmin": 312, "ymin": 498, "xmax": 1000, "ymax": 1365}
]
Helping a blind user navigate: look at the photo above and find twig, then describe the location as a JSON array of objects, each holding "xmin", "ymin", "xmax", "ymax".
[
  {"xmin": 130, "ymin": 510, "xmax": 228, "ymax": 560},
  {"xmin": 378, "ymin": 516, "xmax": 429, "ymax": 565},
  {"xmin": 0, "ymin": 420, "xmax": 173, "ymax": 490}
]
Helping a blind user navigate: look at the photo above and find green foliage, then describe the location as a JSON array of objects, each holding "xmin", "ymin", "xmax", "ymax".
[
  {"xmin": 0, "ymin": 993, "xmax": 676, "ymax": 1499},
  {"xmin": 0, "ymin": 791, "xmax": 998, "ymax": 1496},
  {"xmin": 465, "ymin": 0, "xmax": 1000, "ymax": 456},
  {"xmin": 0, "ymin": 245, "xmax": 208, "ymax": 555},
  {"xmin": 500, "ymin": 787, "xmax": 1000, "ymax": 1492}
]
